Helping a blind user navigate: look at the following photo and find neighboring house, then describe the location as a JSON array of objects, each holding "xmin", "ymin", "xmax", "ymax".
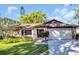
[{"xmin": 17, "ymin": 19, "xmax": 79, "ymax": 41}]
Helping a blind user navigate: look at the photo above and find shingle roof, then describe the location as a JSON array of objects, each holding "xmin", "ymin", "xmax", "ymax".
[
  {"xmin": 33, "ymin": 19, "xmax": 79, "ymax": 28},
  {"xmin": 17, "ymin": 19, "xmax": 79, "ymax": 29},
  {"xmin": 19, "ymin": 24, "xmax": 39, "ymax": 29}
]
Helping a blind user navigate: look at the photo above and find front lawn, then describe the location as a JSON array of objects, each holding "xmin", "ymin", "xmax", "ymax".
[{"xmin": 0, "ymin": 37, "xmax": 48, "ymax": 55}]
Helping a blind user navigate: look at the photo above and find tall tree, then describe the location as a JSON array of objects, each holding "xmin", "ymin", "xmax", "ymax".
[
  {"xmin": 20, "ymin": 6, "xmax": 25, "ymax": 15},
  {"xmin": 0, "ymin": 17, "xmax": 19, "ymax": 39},
  {"xmin": 73, "ymin": 8, "xmax": 79, "ymax": 24},
  {"xmin": 19, "ymin": 11, "xmax": 47, "ymax": 24}
]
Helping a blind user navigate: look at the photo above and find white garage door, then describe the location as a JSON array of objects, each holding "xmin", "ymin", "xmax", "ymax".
[{"xmin": 48, "ymin": 28, "xmax": 72, "ymax": 40}]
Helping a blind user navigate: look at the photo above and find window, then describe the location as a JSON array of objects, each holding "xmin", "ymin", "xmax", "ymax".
[
  {"xmin": 21, "ymin": 30, "xmax": 32, "ymax": 35},
  {"xmin": 25, "ymin": 30, "xmax": 32, "ymax": 35}
]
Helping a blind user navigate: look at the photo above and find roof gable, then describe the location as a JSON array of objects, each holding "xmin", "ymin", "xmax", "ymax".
[
  {"xmin": 44, "ymin": 19, "xmax": 64, "ymax": 24},
  {"xmin": 44, "ymin": 19, "xmax": 67, "ymax": 27}
]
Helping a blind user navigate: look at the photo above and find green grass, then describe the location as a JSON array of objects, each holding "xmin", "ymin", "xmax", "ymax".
[{"xmin": 0, "ymin": 41, "xmax": 48, "ymax": 55}]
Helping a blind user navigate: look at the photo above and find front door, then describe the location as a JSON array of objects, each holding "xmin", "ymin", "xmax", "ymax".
[{"xmin": 37, "ymin": 29, "xmax": 49, "ymax": 38}]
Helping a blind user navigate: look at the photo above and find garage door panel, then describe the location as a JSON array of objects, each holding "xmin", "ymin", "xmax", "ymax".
[{"xmin": 48, "ymin": 28, "xmax": 72, "ymax": 40}]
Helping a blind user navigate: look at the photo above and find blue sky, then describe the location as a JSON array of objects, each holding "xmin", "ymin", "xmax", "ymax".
[{"xmin": 0, "ymin": 4, "xmax": 79, "ymax": 24}]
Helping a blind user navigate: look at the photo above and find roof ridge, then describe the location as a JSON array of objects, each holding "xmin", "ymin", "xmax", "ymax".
[{"xmin": 44, "ymin": 19, "xmax": 66, "ymax": 24}]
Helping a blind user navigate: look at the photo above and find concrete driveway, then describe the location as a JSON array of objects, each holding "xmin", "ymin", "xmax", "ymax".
[{"xmin": 48, "ymin": 39, "xmax": 79, "ymax": 55}]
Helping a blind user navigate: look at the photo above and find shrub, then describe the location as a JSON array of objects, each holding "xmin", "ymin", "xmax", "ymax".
[{"xmin": 0, "ymin": 37, "xmax": 33, "ymax": 44}]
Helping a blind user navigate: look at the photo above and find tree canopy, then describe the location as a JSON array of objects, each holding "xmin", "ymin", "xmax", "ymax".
[
  {"xmin": 73, "ymin": 8, "xmax": 79, "ymax": 24},
  {"xmin": 73, "ymin": 8, "xmax": 79, "ymax": 20},
  {"xmin": 0, "ymin": 17, "xmax": 20, "ymax": 39},
  {"xmin": 19, "ymin": 11, "xmax": 47, "ymax": 24},
  {"xmin": 0, "ymin": 17, "xmax": 20, "ymax": 28}
]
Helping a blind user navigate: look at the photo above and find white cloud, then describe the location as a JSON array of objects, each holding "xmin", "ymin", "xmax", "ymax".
[
  {"xmin": 54, "ymin": 8, "xmax": 77, "ymax": 24},
  {"xmin": 8, "ymin": 6, "xmax": 17, "ymax": 14},
  {"xmin": 54, "ymin": 8, "xmax": 68, "ymax": 15},
  {"xmin": 62, "ymin": 9, "xmax": 68, "ymax": 15},
  {"xmin": 54, "ymin": 9, "xmax": 60, "ymax": 13},
  {"xmin": 52, "ymin": 16, "xmax": 62, "ymax": 20},
  {"xmin": 64, "ymin": 11, "xmax": 75, "ymax": 19},
  {"xmin": 64, "ymin": 4, "xmax": 71, "ymax": 7},
  {"xmin": 48, "ymin": 16, "xmax": 62, "ymax": 20}
]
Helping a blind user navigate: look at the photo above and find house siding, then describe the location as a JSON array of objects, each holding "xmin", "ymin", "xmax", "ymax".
[
  {"xmin": 76, "ymin": 27, "xmax": 79, "ymax": 33},
  {"xmin": 32, "ymin": 29, "xmax": 38, "ymax": 41}
]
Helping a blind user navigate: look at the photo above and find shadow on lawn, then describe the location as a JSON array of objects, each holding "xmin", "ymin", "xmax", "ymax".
[{"xmin": 0, "ymin": 43, "xmax": 48, "ymax": 55}]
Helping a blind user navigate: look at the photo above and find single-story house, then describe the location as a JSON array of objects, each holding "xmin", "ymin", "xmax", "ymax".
[{"xmin": 17, "ymin": 19, "xmax": 79, "ymax": 41}]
